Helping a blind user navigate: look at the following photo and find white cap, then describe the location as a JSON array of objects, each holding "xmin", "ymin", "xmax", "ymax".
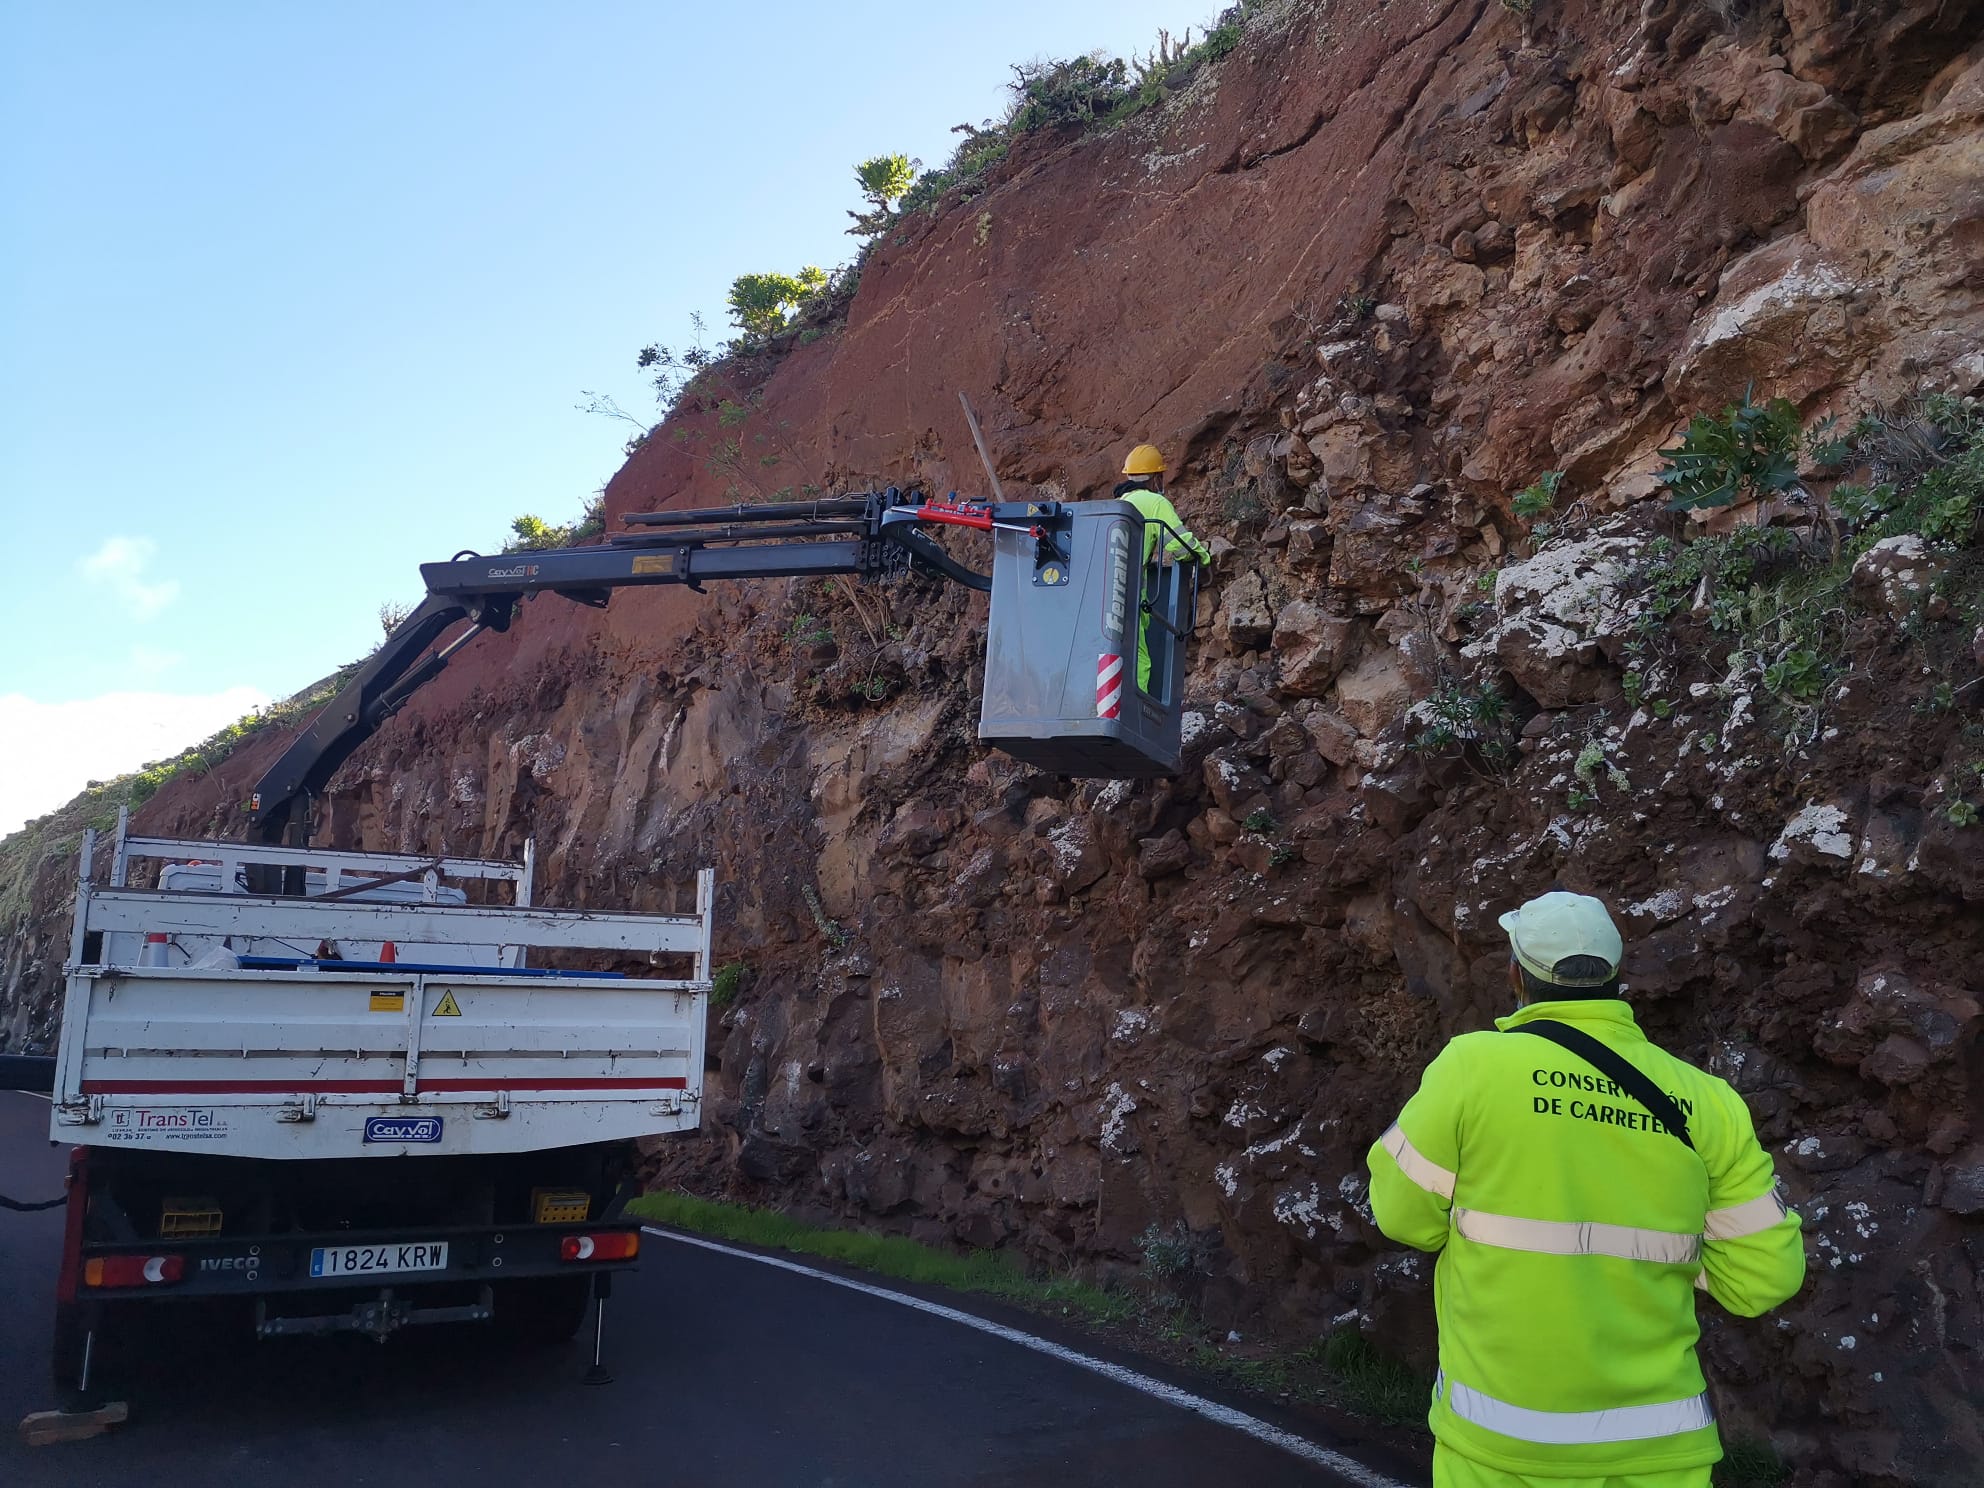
[{"xmin": 1498, "ymin": 891, "xmax": 1623, "ymax": 987}]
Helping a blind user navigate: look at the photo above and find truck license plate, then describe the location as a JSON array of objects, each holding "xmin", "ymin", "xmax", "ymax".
[{"xmin": 309, "ymin": 1241, "xmax": 449, "ymax": 1278}]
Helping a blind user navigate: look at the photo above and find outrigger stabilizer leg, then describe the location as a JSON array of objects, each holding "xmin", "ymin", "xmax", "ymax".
[{"xmin": 584, "ymin": 1274, "xmax": 613, "ymax": 1386}]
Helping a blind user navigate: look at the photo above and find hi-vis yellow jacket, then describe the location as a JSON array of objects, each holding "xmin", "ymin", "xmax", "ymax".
[
  {"xmin": 1118, "ymin": 487, "xmax": 1212, "ymax": 566},
  {"xmin": 1366, "ymin": 1000, "xmax": 1806, "ymax": 1476}
]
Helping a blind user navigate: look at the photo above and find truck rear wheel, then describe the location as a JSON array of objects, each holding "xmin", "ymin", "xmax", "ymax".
[{"xmin": 492, "ymin": 1276, "xmax": 591, "ymax": 1345}]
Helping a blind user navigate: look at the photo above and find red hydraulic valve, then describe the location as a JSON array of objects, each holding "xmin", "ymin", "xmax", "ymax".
[
  {"xmin": 915, "ymin": 502, "xmax": 1044, "ymax": 539},
  {"xmin": 915, "ymin": 501, "xmax": 995, "ymax": 532}
]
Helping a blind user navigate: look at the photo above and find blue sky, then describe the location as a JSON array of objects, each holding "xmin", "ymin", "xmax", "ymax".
[{"xmin": 0, "ymin": 0, "xmax": 1216, "ymax": 833}]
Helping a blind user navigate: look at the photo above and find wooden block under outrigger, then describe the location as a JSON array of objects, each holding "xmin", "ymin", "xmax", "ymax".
[{"xmin": 18, "ymin": 1400, "xmax": 129, "ymax": 1447}]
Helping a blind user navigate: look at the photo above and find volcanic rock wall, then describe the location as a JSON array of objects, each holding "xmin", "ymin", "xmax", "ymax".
[{"xmin": 8, "ymin": 2, "xmax": 1984, "ymax": 1480}]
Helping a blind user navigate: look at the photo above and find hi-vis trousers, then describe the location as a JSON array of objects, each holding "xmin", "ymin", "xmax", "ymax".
[{"xmin": 1434, "ymin": 1445, "xmax": 1712, "ymax": 1488}]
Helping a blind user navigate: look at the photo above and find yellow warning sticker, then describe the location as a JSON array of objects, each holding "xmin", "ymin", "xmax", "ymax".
[
  {"xmin": 631, "ymin": 554, "xmax": 672, "ymax": 575},
  {"xmin": 432, "ymin": 990, "xmax": 463, "ymax": 1018},
  {"xmin": 369, "ymin": 992, "xmax": 406, "ymax": 1013}
]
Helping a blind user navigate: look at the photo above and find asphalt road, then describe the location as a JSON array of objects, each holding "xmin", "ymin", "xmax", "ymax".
[{"xmin": 0, "ymin": 1093, "xmax": 1407, "ymax": 1488}]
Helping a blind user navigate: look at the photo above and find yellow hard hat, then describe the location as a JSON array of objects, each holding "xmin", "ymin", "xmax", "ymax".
[{"xmin": 1122, "ymin": 443, "xmax": 1166, "ymax": 477}]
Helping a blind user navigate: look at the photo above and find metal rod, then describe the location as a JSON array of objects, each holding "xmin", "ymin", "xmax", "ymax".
[
  {"xmin": 583, "ymin": 1286, "xmax": 613, "ymax": 1385},
  {"xmin": 433, "ymin": 624, "xmax": 486, "ymax": 662},
  {"xmin": 622, "ymin": 497, "xmax": 872, "ymax": 528},
  {"xmin": 610, "ymin": 521, "xmax": 870, "ymax": 547},
  {"xmin": 958, "ymin": 392, "xmax": 1008, "ymax": 505}
]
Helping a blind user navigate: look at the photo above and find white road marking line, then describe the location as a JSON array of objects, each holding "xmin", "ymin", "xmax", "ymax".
[{"xmin": 641, "ymin": 1225, "xmax": 1414, "ymax": 1487}]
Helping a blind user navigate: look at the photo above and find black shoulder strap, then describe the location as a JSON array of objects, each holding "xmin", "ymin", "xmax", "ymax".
[{"xmin": 1510, "ymin": 1020, "xmax": 1695, "ymax": 1150}]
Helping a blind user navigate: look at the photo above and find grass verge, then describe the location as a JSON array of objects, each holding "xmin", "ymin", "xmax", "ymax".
[
  {"xmin": 1714, "ymin": 1436, "xmax": 1791, "ymax": 1488},
  {"xmin": 627, "ymin": 1189, "xmax": 1432, "ymax": 1429},
  {"xmin": 627, "ymin": 1190, "xmax": 1137, "ymax": 1328},
  {"xmin": 1186, "ymin": 1330, "xmax": 1428, "ymax": 1428}
]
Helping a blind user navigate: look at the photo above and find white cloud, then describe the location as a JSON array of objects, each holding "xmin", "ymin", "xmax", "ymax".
[
  {"xmin": 0, "ymin": 687, "xmax": 270, "ymax": 836},
  {"xmin": 79, "ymin": 536, "xmax": 180, "ymax": 621}
]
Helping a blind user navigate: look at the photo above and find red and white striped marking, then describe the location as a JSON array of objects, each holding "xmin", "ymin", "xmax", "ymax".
[{"xmin": 1096, "ymin": 654, "xmax": 1124, "ymax": 719}]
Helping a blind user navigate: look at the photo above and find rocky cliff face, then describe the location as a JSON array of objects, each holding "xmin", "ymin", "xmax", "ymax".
[{"xmin": 8, "ymin": 2, "xmax": 1984, "ymax": 1480}]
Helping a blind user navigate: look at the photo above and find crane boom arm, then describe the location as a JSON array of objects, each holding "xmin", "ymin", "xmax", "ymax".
[{"xmin": 247, "ymin": 489, "xmax": 1062, "ymax": 843}]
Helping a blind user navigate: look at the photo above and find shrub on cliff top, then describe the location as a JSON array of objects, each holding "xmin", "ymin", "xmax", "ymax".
[
  {"xmin": 899, "ymin": 8, "xmax": 1262, "ymax": 216},
  {"xmin": 847, "ymin": 153, "xmax": 917, "ymax": 238},
  {"xmin": 502, "ymin": 494, "xmax": 606, "ymax": 554},
  {"xmin": 726, "ymin": 267, "xmax": 829, "ymax": 340},
  {"xmin": 897, "ymin": 125, "xmax": 1010, "ymax": 215},
  {"xmin": 894, "ymin": 53, "xmax": 1131, "ymax": 216},
  {"xmin": 635, "ymin": 314, "xmax": 719, "ymax": 415},
  {"xmin": 1113, "ymin": 14, "xmax": 1247, "ymax": 123},
  {"xmin": 1008, "ymin": 53, "xmax": 1133, "ymax": 132}
]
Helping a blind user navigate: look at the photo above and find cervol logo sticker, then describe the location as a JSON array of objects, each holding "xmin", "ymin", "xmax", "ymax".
[{"xmin": 364, "ymin": 1116, "xmax": 443, "ymax": 1144}]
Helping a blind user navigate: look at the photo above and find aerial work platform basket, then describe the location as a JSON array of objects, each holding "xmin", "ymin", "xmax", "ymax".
[{"xmin": 978, "ymin": 499, "xmax": 1198, "ymax": 777}]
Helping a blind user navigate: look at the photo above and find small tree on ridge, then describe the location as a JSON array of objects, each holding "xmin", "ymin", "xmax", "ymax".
[
  {"xmin": 848, "ymin": 153, "xmax": 918, "ymax": 236},
  {"xmin": 726, "ymin": 268, "xmax": 828, "ymax": 339}
]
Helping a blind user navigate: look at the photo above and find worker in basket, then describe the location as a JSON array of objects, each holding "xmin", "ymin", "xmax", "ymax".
[
  {"xmin": 1366, "ymin": 891, "xmax": 1806, "ymax": 1488},
  {"xmin": 1114, "ymin": 443, "xmax": 1211, "ymax": 693}
]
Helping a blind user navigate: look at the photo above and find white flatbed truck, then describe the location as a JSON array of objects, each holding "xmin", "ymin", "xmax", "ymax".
[{"xmin": 43, "ymin": 814, "xmax": 710, "ymax": 1399}]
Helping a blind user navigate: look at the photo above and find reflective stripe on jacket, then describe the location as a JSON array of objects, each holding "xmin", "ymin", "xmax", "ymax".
[{"xmin": 1365, "ymin": 999, "xmax": 1805, "ymax": 1477}]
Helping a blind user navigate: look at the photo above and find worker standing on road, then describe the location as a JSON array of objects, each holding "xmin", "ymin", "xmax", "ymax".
[
  {"xmin": 1366, "ymin": 891, "xmax": 1805, "ymax": 1488},
  {"xmin": 1115, "ymin": 444, "xmax": 1211, "ymax": 692}
]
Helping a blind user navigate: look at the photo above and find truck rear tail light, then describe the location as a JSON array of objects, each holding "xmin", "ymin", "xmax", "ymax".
[
  {"xmin": 84, "ymin": 1254, "xmax": 186, "ymax": 1288},
  {"xmin": 560, "ymin": 1231, "xmax": 639, "ymax": 1263}
]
